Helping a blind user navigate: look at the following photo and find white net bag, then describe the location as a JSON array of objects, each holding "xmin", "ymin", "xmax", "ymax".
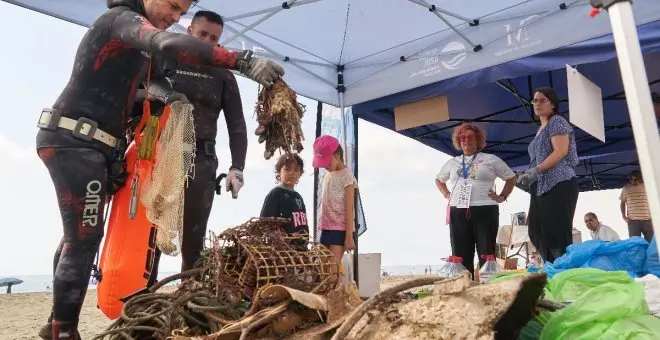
[{"xmin": 141, "ymin": 102, "xmax": 196, "ymax": 256}]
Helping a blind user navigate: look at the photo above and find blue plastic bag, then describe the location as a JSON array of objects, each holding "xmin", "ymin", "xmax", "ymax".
[
  {"xmin": 645, "ymin": 236, "xmax": 660, "ymax": 277},
  {"xmin": 544, "ymin": 237, "xmax": 648, "ymax": 278}
]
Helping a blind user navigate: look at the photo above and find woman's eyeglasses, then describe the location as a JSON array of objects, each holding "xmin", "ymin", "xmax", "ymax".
[
  {"xmin": 531, "ymin": 98, "xmax": 549, "ymax": 104},
  {"xmin": 459, "ymin": 135, "xmax": 476, "ymax": 142}
]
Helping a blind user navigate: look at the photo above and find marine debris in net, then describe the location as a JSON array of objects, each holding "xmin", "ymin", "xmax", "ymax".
[{"xmin": 254, "ymin": 80, "xmax": 305, "ymax": 160}]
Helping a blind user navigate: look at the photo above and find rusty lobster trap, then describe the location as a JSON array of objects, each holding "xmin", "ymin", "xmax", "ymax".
[{"xmin": 208, "ymin": 217, "xmax": 339, "ymax": 302}]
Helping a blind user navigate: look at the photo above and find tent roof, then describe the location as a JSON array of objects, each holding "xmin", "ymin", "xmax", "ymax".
[
  {"xmin": 353, "ymin": 19, "xmax": 660, "ymax": 192},
  {"xmin": 6, "ymin": 0, "xmax": 660, "ymax": 192},
  {"xmin": 5, "ymin": 0, "xmax": 660, "ymax": 107}
]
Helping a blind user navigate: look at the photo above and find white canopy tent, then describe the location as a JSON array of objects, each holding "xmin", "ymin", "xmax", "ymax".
[
  {"xmin": 5, "ymin": 0, "xmax": 660, "ymax": 110},
  {"xmin": 4, "ymin": 0, "xmax": 660, "ymax": 278}
]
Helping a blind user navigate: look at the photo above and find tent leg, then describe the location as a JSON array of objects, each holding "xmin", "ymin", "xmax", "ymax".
[
  {"xmin": 337, "ymin": 87, "xmax": 360, "ymax": 289},
  {"xmin": 353, "ymin": 108, "xmax": 360, "ymax": 289},
  {"xmin": 313, "ymin": 101, "xmax": 322, "ymax": 242},
  {"xmin": 593, "ymin": 0, "xmax": 660, "ymax": 254}
]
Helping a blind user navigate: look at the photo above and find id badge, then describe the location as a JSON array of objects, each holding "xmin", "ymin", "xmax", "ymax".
[{"xmin": 453, "ymin": 179, "xmax": 473, "ymax": 209}]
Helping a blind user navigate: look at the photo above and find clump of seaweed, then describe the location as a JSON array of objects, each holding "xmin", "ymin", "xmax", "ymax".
[{"xmin": 254, "ymin": 80, "xmax": 305, "ymax": 160}]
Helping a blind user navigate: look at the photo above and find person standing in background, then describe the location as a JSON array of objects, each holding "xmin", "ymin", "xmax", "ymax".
[
  {"xmin": 584, "ymin": 212, "xmax": 620, "ymax": 242},
  {"xmin": 518, "ymin": 87, "xmax": 579, "ymax": 263},
  {"xmin": 620, "ymin": 170, "xmax": 654, "ymax": 243},
  {"xmin": 436, "ymin": 123, "xmax": 516, "ymax": 279}
]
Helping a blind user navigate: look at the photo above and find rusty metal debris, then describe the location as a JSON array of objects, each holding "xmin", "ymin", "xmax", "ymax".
[
  {"xmin": 254, "ymin": 80, "xmax": 305, "ymax": 160},
  {"xmin": 93, "ymin": 217, "xmax": 554, "ymax": 340},
  {"xmin": 208, "ymin": 217, "xmax": 339, "ymax": 302}
]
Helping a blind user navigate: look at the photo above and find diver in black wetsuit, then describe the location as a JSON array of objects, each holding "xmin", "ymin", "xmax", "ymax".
[
  {"xmin": 36, "ymin": 1, "xmax": 284, "ymax": 339},
  {"xmin": 141, "ymin": 10, "xmax": 248, "ymax": 280}
]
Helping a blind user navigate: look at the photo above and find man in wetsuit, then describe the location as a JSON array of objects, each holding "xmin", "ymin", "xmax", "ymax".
[
  {"xmin": 35, "ymin": 0, "xmax": 284, "ymax": 339},
  {"xmin": 143, "ymin": 10, "xmax": 248, "ymax": 279}
]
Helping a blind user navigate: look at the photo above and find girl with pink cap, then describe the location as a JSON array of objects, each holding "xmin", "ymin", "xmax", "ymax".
[{"xmin": 312, "ymin": 135, "xmax": 358, "ymax": 280}]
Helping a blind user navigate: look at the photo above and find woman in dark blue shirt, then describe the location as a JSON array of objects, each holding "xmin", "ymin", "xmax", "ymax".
[{"xmin": 518, "ymin": 87, "xmax": 579, "ymax": 263}]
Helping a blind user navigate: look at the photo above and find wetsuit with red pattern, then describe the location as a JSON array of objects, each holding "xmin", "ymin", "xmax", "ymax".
[
  {"xmin": 36, "ymin": 1, "xmax": 242, "ymax": 338},
  {"xmin": 142, "ymin": 56, "xmax": 248, "ymax": 285}
]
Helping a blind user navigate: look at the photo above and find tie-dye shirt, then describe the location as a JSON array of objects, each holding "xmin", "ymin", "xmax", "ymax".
[{"xmin": 318, "ymin": 168, "xmax": 358, "ymax": 231}]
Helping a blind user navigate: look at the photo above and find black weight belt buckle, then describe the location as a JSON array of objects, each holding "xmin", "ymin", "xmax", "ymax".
[
  {"xmin": 72, "ymin": 117, "xmax": 98, "ymax": 142},
  {"xmin": 199, "ymin": 140, "xmax": 216, "ymax": 157},
  {"xmin": 37, "ymin": 108, "xmax": 62, "ymax": 131}
]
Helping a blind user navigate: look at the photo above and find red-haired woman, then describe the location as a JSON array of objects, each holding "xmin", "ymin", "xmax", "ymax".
[{"xmin": 436, "ymin": 123, "xmax": 517, "ymax": 278}]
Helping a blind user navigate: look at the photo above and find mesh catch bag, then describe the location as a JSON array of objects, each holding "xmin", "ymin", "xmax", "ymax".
[{"xmin": 141, "ymin": 102, "xmax": 197, "ymax": 256}]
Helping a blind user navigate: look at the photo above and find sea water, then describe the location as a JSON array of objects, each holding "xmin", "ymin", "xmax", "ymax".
[
  {"xmin": 0, "ymin": 265, "xmax": 445, "ymax": 294},
  {"xmin": 0, "ymin": 271, "xmax": 178, "ymax": 294}
]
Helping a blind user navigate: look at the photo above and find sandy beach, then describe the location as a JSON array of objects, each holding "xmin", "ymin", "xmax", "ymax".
[{"xmin": 0, "ymin": 275, "xmax": 428, "ymax": 339}]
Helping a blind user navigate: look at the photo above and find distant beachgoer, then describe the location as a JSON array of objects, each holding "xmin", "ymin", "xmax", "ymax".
[
  {"xmin": 620, "ymin": 170, "xmax": 654, "ymax": 242},
  {"xmin": 584, "ymin": 212, "xmax": 620, "ymax": 242}
]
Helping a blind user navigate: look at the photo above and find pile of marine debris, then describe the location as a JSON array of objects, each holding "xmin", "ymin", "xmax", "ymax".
[{"xmin": 94, "ymin": 217, "xmax": 553, "ymax": 340}]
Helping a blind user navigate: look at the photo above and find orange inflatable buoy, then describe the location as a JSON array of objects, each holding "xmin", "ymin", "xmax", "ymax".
[{"xmin": 97, "ymin": 102, "xmax": 171, "ymax": 320}]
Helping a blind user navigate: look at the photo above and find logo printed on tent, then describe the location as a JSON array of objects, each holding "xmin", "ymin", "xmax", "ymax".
[
  {"xmin": 497, "ymin": 15, "xmax": 543, "ymax": 57},
  {"xmin": 411, "ymin": 40, "xmax": 467, "ymax": 78}
]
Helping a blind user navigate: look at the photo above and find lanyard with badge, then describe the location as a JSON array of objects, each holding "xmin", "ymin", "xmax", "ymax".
[{"xmin": 452, "ymin": 153, "xmax": 478, "ymax": 210}]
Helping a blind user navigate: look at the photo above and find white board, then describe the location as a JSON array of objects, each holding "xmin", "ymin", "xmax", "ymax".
[{"xmin": 566, "ymin": 65, "xmax": 605, "ymax": 142}]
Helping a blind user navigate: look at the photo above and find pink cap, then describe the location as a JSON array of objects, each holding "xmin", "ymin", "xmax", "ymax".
[{"xmin": 312, "ymin": 135, "xmax": 340, "ymax": 169}]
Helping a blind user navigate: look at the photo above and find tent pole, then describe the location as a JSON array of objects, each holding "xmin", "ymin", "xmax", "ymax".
[
  {"xmin": 408, "ymin": 0, "xmax": 481, "ymax": 51},
  {"xmin": 339, "ymin": 91, "xmax": 360, "ymax": 288},
  {"xmin": 353, "ymin": 103, "xmax": 361, "ymax": 289},
  {"xmin": 223, "ymin": 0, "xmax": 320, "ymax": 21},
  {"xmin": 336, "ymin": 64, "xmax": 359, "ymax": 287},
  {"xmin": 223, "ymin": 9, "xmax": 281, "ymax": 45},
  {"xmin": 313, "ymin": 101, "xmax": 322, "ymax": 243},
  {"xmin": 591, "ymin": 0, "xmax": 660, "ymax": 254},
  {"xmin": 221, "ymin": 25, "xmax": 335, "ymax": 87},
  {"xmin": 407, "ymin": 0, "xmax": 477, "ymax": 25},
  {"xmin": 222, "ymin": 0, "xmax": 319, "ymax": 45}
]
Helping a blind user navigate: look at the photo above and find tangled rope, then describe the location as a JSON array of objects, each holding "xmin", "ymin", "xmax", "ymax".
[
  {"xmin": 254, "ymin": 79, "xmax": 305, "ymax": 160},
  {"xmin": 92, "ymin": 269, "xmax": 247, "ymax": 340}
]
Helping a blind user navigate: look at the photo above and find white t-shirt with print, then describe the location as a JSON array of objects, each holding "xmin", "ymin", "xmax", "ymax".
[
  {"xmin": 318, "ymin": 168, "xmax": 358, "ymax": 231},
  {"xmin": 436, "ymin": 153, "xmax": 515, "ymax": 207}
]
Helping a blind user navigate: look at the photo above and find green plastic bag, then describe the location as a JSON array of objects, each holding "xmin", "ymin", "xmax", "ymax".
[
  {"xmin": 488, "ymin": 271, "xmax": 529, "ymax": 283},
  {"xmin": 519, "ymin": 311, "xmax": 552, "ymax": 340},
  {"xmin": 601, "ymin": 315, "xmax": 660, "ymax": 339},
  {"xmin": 540, "ymin": 281, "xmax": 649, "ymax": 339},
  {"xmin": 545, "ymin": 268, "xmax": 632, "ymax": 302}
]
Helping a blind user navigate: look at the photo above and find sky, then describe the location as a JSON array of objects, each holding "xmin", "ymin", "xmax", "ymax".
[{"xmin": 0, "ymin": 2, "xmax": 632, "ymax": 276}]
